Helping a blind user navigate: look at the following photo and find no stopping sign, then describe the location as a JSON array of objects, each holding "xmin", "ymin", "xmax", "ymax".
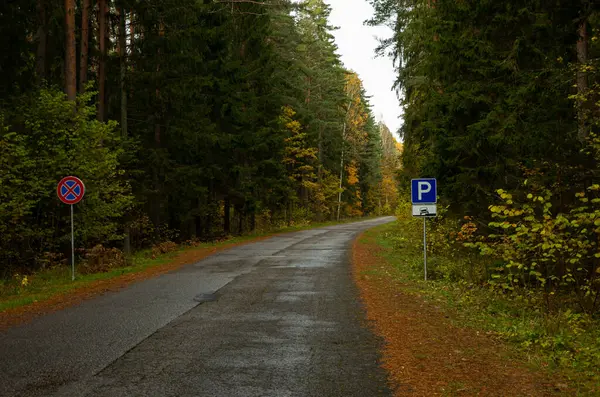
[{"xmin": 57, "ymin": 176, "xmax": 85, "ymax": 205}]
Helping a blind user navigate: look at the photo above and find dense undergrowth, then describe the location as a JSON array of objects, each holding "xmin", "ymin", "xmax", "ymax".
[{"xmin": 377, "ymin": 204, "xmax": 600, "ymax": 395}]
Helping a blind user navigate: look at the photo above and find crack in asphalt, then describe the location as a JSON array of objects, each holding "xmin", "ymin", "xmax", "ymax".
[{"xmin": 0, "ymin": 217, "xmax": 395, "ymax": 397}]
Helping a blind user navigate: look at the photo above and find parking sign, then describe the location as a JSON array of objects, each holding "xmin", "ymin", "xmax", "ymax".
[
  {"xmin": 411, "ymin": 178, "xmax": 437, "ymax": 204},
  {"xmin": 411, "ymin": 178, "xmax": 438, "ymax": 281}
]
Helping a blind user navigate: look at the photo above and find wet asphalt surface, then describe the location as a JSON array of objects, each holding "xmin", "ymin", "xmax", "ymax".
[{"xmin": 0, "ymin": 217, "xmax": 395, "ymax": 397}]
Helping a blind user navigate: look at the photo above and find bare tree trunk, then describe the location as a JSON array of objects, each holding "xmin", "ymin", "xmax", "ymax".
[
  {"xmin": 224, "ymin": 197, "xmax": 231, "ymax": 234},
  {"xmin": 124, "ymin": 228, "xmax": 131, "ymax": 255},
  {"xmin": 119, "ymin": 3, "xmax": 131, "ymax": 254},
  {"xmin": 318, "ymin": 123, "xmax": 323, "ymax": 177},
  {"xmin": 129, "ymin": 8, "xmax": 135, "ymax": 70},
  {"xmin": 119, "ymin": 2, "xmax": 127, "ymax": 137},
  {"xmin": 336, "ymin": 144, "xmax": 344, "ymax": 221},
  {"xmin": 380, "ymin": 123, "xmax": 388, "ymax": 152},
  {"xmin": 64, "ymin": 0, "xmax": 76, "ymax": 101},
  {"xmin": 577, "ymin": 17, "xmax": 589, "ymax": 142},
  {"xmin": 154, "ymin": 20, "xmax": 164, "ymax": 144},
  {"xmin": 98, "ymin": 0, "xmax": 107, "ymax": 120},
  {"xmin": 150, "ymin": 20, "xmax": 165, "ymax": 231},
  {"xmin": 36, "ymin": 0, "xmax": 47, "ymax": 83},
  {"xmin": 236, "ymin": 204, "xmax": 243, "ymax": 235},
  {"xmin": 79, "ymin": 0, "xmax": 90, "ymax": 92},
  {"xmin": 336, "ymin": 99, "xmax": 353, "ymax": 221}
]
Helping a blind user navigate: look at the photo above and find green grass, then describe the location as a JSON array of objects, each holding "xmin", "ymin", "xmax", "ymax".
[
  {"xmin": 365, "ymin": 220, "xmax": 600, "ymax": 396},
  {"xmin": 0, "ymin": 254, "xmax": 173, "ymax": 313},
  {"xmin": 0, "ymin": 216, "xmax": 381, "ymax": 314}
]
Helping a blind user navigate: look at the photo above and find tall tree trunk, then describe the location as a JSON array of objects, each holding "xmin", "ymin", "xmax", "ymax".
[
  {"xmin": 123, "ymin": 229, "xmax": 131, "ymax": 256},
  {"xmin": 316, "ymin": 85, "xmax": 322, "ymax": 177},
  {"xmin": 98, "ymin": 0, "xmax": 107, "ymax": 120},
  {"xmin": 129, "ymin": 8, "xmax": 135, "ymax": 70},
  {"xmin": 151, "ymin": 20, "xmax": 165, "ymax": 232},
  {"xmin": 336, "ymin": 145, "xmax": 344, "ymax": 221},
  {"xmin": 36, "ymin": 0, "xmax": 47, "ymax": 83},
  {"xmin": 119, "ymin": 2, "xmax": 127, "ymax": 137},
  {"xmin": 577, "ymin": 17, "xmax": 589, "ymax": 142},
  {"xmin": 190, "ymin": 197, "xmax": 199, "ymax": 239},
  {"xmin": 154, "ymin": 20, "xmax": 164, "ymax": 150},
  {"xmin": 118, "ymin": 2, "xmax": 131, "ymax": 253},
  {"xmin": 315, "ymin": 85, "xmax": 323, "ymax": 220},
  {"xmin": 318, "ymin": 121, "xmax": 323, "ymax": 176},
  {"xmin": 64, "ymin": 0, "xmax": 76, "ymax": 101},
  {"xmin": 336, "ymin": 99, "xmax": 352, "ymax": 221},
  {"xmin": 286, "ymin": 201, "xmax": 292, "ymax": 227},
  {"xmin": 194, "ymin": 214, "xmax": 202, "ymax": 239},
  {"xmin": 236, "ymin": 204, "xmax": 243, "ymax": 235},
  {"xmin": 79, "ymin": 0, "xmax": 90, "ymax": 92},
  {"xmin": 224, "ymin": 197, "xmax": 231, "ymax": 234}
]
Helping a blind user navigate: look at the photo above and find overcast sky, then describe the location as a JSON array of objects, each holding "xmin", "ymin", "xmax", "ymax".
[{"xmin": 324, "ymin": 0, "xmax": 402, "ymax": 137}]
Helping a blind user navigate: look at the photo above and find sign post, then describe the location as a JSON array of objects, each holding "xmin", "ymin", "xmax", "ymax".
[
  {"xmin": 57, "ymin": 176, "xmax": 85, "ymax": 281},
  {"xmin": 423, "ymin": 216, "xmax": 427, "ymax": 281},
  {"xmin": 411, "ymin": 178, "xmax": 437, "ymax": 281}
]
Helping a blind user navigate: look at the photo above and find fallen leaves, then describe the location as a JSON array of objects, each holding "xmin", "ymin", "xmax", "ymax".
[{"xmin": 352, "ymin": 233, "xmax": 557, "ymax": 397}]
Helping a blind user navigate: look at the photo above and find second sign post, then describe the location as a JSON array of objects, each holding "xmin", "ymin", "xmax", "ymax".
[{"xmin": 411, "ymin": 178, "xmax": 437, "ymax": 281}]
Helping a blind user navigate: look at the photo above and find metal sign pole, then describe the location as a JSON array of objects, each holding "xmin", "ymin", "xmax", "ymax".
[
  {"xmin": 411, "ymin": 178, "xmax": 436, "ymax": 282},
  {"xmin": 57, "ymin": 176, "xmax": 84, "ymax": 282},
  {"xmin": 71, "ymin": 204, "xmax": 75, "ymax": 281},
  {"xmin": 423, "ymin": 217, "xmax": 427, "ymax": 281}
]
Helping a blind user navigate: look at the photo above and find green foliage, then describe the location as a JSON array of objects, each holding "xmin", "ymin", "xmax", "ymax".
[
  {"xmin": 0, "ymin": 0, "xmax": 399, "ymax": 275},
  {"xmin": 466, "ymin": 179, "xmax": 600, "ymax": 314},
  {"xmin": 393, "ymin": 197, "xmax": 487, "ymax": 283},
  {"xmin": 369, "ymin": 0, "xmax": 600, "ymax": 391},
  {"xmin": 371, "ymin": 0, "xmax": 600, "ymax": 308},
  {"xmin": 0, "ymin": 88, "xmax": 132, "ymax": 273},
  {"xmin": 373, "ymin": 220, "xmax": 600, "ymax": 394},
  {"xmin": 371, "ymin": 0, "xmax": 599, "ymax": 215}
]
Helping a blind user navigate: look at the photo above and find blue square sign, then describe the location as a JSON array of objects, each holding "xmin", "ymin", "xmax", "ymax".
[{"xmin": 411, "ymin": 178, "xmax": 437, "ymax": 204}]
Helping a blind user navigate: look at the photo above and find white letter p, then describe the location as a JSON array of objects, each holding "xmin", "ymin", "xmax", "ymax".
[{"xmin": 418, "ymin": 182, "xmax": 431, "ymax": 201}]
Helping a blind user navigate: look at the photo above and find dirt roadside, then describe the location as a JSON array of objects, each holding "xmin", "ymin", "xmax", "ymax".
[{"xmin": 352, "ymin": 232, "xmax": 560, "ymax": 397}]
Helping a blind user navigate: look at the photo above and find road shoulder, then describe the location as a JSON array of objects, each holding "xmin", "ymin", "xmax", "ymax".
[
  {"xmin": 352, "ymin": 226, "xmax": 558, "ymax": 397},
  {"xmin": 0, "ymin": 236, "xmax": 271, "ymax": 330}
]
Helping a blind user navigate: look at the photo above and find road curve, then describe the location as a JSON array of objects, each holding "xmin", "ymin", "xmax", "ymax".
[{"xmin": 0, "ymin": 217, "xmax": 395, "ymax": 397}]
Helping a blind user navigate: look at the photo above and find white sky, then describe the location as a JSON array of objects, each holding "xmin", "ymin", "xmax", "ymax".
[{"xmin": 325, "ymin": 0, "xmax": 403, "ymax": 137}]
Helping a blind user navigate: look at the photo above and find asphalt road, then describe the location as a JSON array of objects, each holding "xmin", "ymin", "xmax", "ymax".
[{"xmin": 0, "ymin": 217, "xmax": 395, "ymax": 397}]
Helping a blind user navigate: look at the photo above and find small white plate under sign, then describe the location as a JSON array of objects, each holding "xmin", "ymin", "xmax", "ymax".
[{"xmin": 412, "ymin": 204, "xmax": 437, "ymax": 217}]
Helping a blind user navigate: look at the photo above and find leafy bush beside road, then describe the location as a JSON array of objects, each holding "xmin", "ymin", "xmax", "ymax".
[{"xmin": 381, "ymin": 204, "xmax": 600, "ymax": 394}]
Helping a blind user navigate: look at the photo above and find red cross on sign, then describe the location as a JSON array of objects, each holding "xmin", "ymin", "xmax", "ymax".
[{"xmin": 57, "ymin": 176, "xmax": 85, "ymax": 205}]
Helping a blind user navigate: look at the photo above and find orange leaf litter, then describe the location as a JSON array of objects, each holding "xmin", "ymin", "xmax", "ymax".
[{"xmin": 352, "ymin": 232, "xmax": 560, "ymax": 397}]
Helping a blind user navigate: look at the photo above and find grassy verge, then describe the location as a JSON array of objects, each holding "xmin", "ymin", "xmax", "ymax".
[
  {"xmin": 0, "ymin": 216, "xmax": 377, "ymax": 314},
  {"xmin": 366, "ymin": 219, "xmax": 600, "ymax": 396}
]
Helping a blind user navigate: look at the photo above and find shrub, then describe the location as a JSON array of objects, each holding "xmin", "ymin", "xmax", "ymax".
[
  {"xmin": 151, "ymin": 241, "xmax": 178, "ymax": 258},
  {"xmin": 465, "ymin": 183, "xmax": 600, "ymax": 314},
  {"xmin": 79, "ymin": 245, "xmax": 128, "ymax": 274},
  {"xmin": 0, "ymin": 88, "xmax": 133, "ymax": 274}
]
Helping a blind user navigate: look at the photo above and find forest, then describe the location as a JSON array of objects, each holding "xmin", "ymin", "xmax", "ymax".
[
  {"xmin": 0, "ymin": 0, "xmax": 401, "ymax": 274},
  {"xmin": 369, "ymin": 0, "xmax": 600, "ymax": 306},
  {"xmin": 362, "ymin": 1, "xmax": 600, "ymax": 387}
]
